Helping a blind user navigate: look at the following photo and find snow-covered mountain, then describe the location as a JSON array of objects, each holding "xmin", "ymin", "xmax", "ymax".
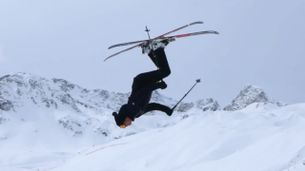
[
  {"xmin": 0, "ymin": 73, "xmax": 219, "ymax": 113},
  {"xmin": 0, "ymin": 73, "xmax": 304, "ymax": 171},
  {"xmin": 224, "ymin": 85, "xmax": 283, "ymax": 111},
  {"xmin": 0, "ymin": 73, "xmax": 219, "ymax": 147},
  {"xmin": 0, "ymin": 72, "xmax": 128, "ymax": 113}
]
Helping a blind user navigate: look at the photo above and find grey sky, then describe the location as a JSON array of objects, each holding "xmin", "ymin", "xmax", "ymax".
[{"xmin": 0, "ymin": 0, "xmax": 304, "ymax": 105}]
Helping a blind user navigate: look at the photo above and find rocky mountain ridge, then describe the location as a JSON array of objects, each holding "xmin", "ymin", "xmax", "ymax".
[{"xmin": 0, "ymin": 73, "xmax": 221, "ymax": 114}]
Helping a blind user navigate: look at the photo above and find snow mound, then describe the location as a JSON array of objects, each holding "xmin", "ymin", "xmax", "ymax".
[{"xmin": 51, "ymin": 103, "xmax": 305, "ymax": 171}]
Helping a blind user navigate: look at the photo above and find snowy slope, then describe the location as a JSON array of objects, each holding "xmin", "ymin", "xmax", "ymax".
[{"xmin": 51, "ymin": 104, "xmax": 305, "ymax": 171}]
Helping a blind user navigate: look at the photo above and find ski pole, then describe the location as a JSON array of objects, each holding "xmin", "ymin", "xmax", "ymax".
[
  {"xmin": 145, "ymin": 26, "xmax": 151, "ymax": 40},
  {"xmin": 172, "ymin": 79, "xmax": 201, "ymax": 111}
]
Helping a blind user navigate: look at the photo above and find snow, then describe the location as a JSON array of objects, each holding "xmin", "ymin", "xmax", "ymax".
[
  {"xmin": 0, "ymin": 73, "xmax": 305, "ymax": 171},
  {"xmin": 46, "ymin": 104, "xmax": 305, "ymax": 171}
]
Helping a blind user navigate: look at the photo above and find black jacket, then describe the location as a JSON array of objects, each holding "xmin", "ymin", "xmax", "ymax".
[{"xmin": 126, "ymin": 82, "xmax": 161, "ymax": 120}]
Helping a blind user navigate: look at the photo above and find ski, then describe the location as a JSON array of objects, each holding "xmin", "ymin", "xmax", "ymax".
[
  {"xmin": 108, "ymin": 21, "xmax": 203, "ymax": 50},
  {"xmin": 104, "ymin": 43, "xmax": 140, "ymax": 61},
  {"xmin": 108, "ymin": 39, "xmax": 147, "ymax": 50},
  {"xmin": 155, "ymin": 21, "xmax": 204, "ymax": 39},
  {"xmin": 162, "ymin": 30, "xmax": 219, "ymax": 40},
  {"xmin": 104, "ymin": 30, "xmax": 218, "ymax": 61},
  {"xmin": 107, "ymin": 30, "xmax": 218, "ymax": 50},
  {"xmin": 105, "ymin": 21, "xmax": 204, "ymax": 61}
]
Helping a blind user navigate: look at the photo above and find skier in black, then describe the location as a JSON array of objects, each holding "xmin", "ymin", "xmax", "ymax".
[{"xmin": 113, "ymin": 40, "xmax": 173, "ymax": 128}]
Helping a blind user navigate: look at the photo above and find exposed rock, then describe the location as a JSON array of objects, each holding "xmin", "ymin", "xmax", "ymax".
[
  {"xmin": 58, "ymin": 116, "xmax": 83, "ymax": 136},
  {"xmin": 196, "ymin": 98, "xmax": 221, "ymax": 111},
  {"xmin": 53, "ymin": 78, "xmax": 75, "ymax": 92},
  {"xmin": 224, "ymin": 85, "xmax": 269, "ymax": 111},
  {"xmin": 177, "ymin": 102, "xmax": 194, "ymax": 112},
  {"xmin": 0, "ymin": 98, "xmax": 13, "ymax": 111}
]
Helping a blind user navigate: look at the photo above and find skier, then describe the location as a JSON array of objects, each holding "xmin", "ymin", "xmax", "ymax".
[{"xmin": 113, "ymin": 40, "xmax": 173, "ymax": 128}]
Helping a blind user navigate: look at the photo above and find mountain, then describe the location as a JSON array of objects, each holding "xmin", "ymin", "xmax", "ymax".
[
  {"xmin": 1, "ymin": 73, "xmax": 302, "ymax": 171},
  {"xmin": 0, "ymin": 73, "xmax": 220, "ymax": 140},
  {"xmin": 0, "ymin": 72, "xmax": 127, "ymax": 112},
  {"xmin": 224, "ymin": 85, "xmax": 282, "ymax": 111},
  {"xmin": 0, "ymin": 73, "xmax": 220, "ymax": 113}
]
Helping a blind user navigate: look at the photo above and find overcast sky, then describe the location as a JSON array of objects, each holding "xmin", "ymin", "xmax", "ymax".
[{"xmin": 0, "ymin": 0, "xmax": 304, "ymax": 105}]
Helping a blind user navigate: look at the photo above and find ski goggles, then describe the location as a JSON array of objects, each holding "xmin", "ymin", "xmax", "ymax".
[{"xmin": 119, "ymin": 124, "xmax": 126, "ymax": 128}]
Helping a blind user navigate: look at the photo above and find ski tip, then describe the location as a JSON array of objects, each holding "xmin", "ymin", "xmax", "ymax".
[
  {"xmin": 191, "ymin": 21, "xmax": 204, "ymax": 25},
  {"xmin": 206, "ymin": 30, "xmax": 219, "ymax": 35},
  {"xmin": 108, "ymin": 44, "xmax": 117, "ymax": 49},
  {"xmin": 196, "ymin": 79, "xmax": 201, "ymax": 83},
  {"xmin": 104, "ymin": 56, "xmax": 112, "ymax": 62},
  {"xmin": 209, "ymin": 30, "xmax": 219, "ymax": 34}
]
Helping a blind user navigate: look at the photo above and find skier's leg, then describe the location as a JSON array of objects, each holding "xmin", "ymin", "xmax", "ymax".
[
  {"xmin": 131, "ymin": 73, "xmax": 167, "ymax": 93},
  {"xmin": 150, "ymin": 47, "xmax": 171, "ymax": 78},
  {"xmin": 144, "ymin": 102, "xmax": 173, "ymax": 116},
  {"xmin": 148, "ymin": 51, "xmax": 159, "ymax": 68},
  {"xmin": 132, "ymin": 48, "xmax": 171, "ymax": 92}
]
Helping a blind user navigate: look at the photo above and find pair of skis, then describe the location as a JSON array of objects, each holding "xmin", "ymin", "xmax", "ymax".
[{"xmin": 105, "ymin": 21, "xmax": 219, "ymax": 61}]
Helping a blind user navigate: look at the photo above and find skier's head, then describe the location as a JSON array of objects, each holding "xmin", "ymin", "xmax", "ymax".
[{"xmin": 113, "ymin": 104, "xmax": 133, "ymax": 128}]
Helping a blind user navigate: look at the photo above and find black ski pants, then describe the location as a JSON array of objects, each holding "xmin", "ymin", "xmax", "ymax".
[{"xmin": 132, "ymin": 48, "xmax": 171, "ymax": 92}]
